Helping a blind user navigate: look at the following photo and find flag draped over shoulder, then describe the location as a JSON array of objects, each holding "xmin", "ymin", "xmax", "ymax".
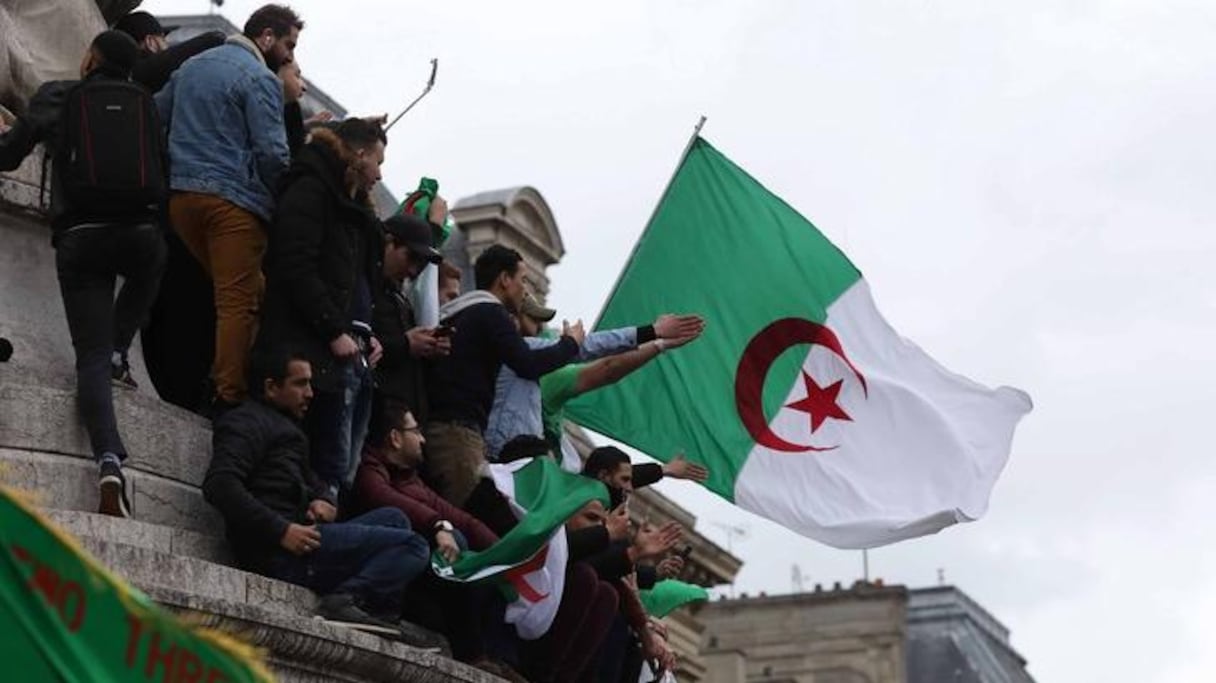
[
  {"xmin": 432, "ymin": 457, "xmax": 609, "ymax": 639},
  {"xmin": 566, "ymin": 136, "xmax": 1032, "ymax": 549},
  {"xmin": 0, "ymin": 486, "xmax": 274, "ymax": 683}
]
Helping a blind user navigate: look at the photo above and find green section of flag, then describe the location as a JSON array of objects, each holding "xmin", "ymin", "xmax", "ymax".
[
  {"xmin": 0, "ymin": 488, "xmax": 273, "ymax": 683},
  {"xmin": 435, "ymin": 457, "xmax": 608, "ymax": 581},
  {"xmin": 639, "ymin": 580, "xmax": 709, "ymax": 618},
  {"xmin": 566, "ymin": 137, "xmax": 860, "ymax": 499}
]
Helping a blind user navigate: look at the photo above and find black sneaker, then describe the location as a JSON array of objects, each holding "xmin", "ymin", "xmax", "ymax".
[
  {"xmin": 111, "ymin": 359, "xmax": 138, "ymax": 390},
  {"xmin": 98, "ymin": 460, "xmax": 131, "ymax": 518},
  {"xmin": 315, "ymin": 594, "xmax": 400, "ymax": 637}
]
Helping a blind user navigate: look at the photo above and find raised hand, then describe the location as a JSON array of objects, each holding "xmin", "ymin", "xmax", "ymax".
[
  {"xmin": 654, "ymin": 314, "xmax": 705, "ymax": 341},
  {"xmin": 656, "ymin": 554, "xmax": 685, "ymax": 579},
  {"xmin": 633, "ymin": 521, "xmax": 682, "ymax": 560},
  {"xmin": 563, "ymin": 319, "xmax": 586, "ymax": 347},
  {"xmin": 606, "ymin": 503, "xmax": 630, "ymax": 541},
  {"xmin": 663, "ymin": 453, "xmax": 709, "ymax": 482}
]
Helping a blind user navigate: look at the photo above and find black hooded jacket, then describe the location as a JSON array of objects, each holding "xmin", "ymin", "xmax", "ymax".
[{"xmin": 258, "ymin": 129, "xmax": 382, "ymax": 392}]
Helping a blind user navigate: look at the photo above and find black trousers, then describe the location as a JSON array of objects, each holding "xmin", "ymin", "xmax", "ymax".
[{"xmin": 55, "ymin": 223, "xmax": 166, "ymax": 461}]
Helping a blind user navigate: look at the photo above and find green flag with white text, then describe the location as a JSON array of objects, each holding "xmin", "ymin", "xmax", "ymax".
[
  {"xmin": 566, "ymin": 137, "xmax": 1032, "ymax": 549},
  {"xmin": 0, "ymin": 486, "xmax": 274, "ymax": 682}
]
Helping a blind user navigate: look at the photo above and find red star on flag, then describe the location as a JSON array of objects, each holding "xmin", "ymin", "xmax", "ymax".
[{"xmin": 786, "ymin": 371, "xmax": 853, "ymax": 433}]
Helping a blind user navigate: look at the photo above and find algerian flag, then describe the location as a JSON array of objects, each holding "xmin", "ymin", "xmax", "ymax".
[
  {"xmin": 566, "ymin": 137, "xmax": 1032, "ymax": 549},
  {"xmin": 432, "ymin": 457, "xmax": 608, "ymax": 639},
  {"xmin": 640, "ymin": 580, "xmax": 709, "ymax": 618},
  {"xmin": 0, "ymin": 486, "xmax": 273, "ymax": 682}
]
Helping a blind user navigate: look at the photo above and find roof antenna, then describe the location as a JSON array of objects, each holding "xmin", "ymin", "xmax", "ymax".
[{"xmin": 385, "ymin": 59, "xmax": 439, "ymax": 132}]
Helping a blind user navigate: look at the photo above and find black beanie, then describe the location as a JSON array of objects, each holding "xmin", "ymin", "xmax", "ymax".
[{"xmin": 91, "ymin": 30, "xmax": 139, "ymax": 75}]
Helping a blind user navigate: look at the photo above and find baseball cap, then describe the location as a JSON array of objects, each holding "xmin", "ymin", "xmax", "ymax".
[
  {"xmin": 383, "ymin": 214, "xmax": 443, "ymax": 265},
  {"xmin": 520, "ymin": 293, "xmax": 556, "ymax": 322},
  {"xmin": 115, "ymin": 12, "xmax": 178, "ymax": 43}
]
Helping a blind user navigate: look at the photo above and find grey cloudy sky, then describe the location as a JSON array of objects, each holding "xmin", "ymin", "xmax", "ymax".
[{"xmin": 146, "ymin": 2, "xmax": 1216, "ymax": 680}]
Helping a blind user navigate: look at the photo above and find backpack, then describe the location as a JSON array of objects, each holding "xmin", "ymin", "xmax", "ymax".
[{"xmin": 54, "ymin": 78, "xmax": 165, "ymax": 214}]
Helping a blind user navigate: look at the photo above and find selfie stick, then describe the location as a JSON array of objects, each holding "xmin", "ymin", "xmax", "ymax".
[{"xmin": 385, "ymin": 58, "xmax": 439, "ymax": 132}]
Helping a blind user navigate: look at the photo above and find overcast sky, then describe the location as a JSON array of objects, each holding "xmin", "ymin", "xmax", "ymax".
[{"xmin": 146, "ymin": 2, "xmax": 1216, "ymax": 680}]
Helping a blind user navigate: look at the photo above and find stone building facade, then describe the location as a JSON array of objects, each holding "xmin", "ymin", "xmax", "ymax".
[{"xmin": 697, "ymin": 583, "xmax": 1036, "ymax": 683}]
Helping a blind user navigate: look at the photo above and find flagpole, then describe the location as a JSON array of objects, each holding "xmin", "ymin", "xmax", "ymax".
[{"xmin": 592, "ymin": 115, "xmax": 707, "ymax": 330}]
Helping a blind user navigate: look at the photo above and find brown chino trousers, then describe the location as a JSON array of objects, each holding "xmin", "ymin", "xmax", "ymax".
[{"xmin": 169, "ymin": 192, "xmax": 267, "ymax": 404}]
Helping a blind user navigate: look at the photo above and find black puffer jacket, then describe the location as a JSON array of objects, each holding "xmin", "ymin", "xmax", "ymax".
[
  {"xmin": 258, "ymin": 129, "xmax": 383, "ymax": 392},
  {"xmin": 202, "ymin": 399, "xmax": 332, "ymax": 573}
]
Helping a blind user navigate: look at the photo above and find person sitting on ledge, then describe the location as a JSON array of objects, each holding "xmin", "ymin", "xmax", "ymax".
[{"xmin": 202, "ymin": 348, "xmax": 430, "ymax": 636}]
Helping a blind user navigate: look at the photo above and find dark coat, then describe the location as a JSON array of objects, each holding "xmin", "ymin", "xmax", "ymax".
[
  {"xmin": 372, "ymin": 278, "xmax": 428, "ymax": 422},
  {"xmin": 259, "ymin": 129, "xmax": 383, "ymax": 393},
  {"xmin": 425, "ymin": 300, "xmax": 579, "ymax": 429},
  {"xmin": 131, "ymin": 31, "xmax": 225, "ymax": 93},
  {"xmin": 202, "ymin": 399, "xmax": 332, "ymax": 572}
]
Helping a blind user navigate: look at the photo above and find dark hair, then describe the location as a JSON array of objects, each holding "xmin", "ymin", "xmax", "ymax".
[
  {"xmin": 367, "ymin": 395, "xmax": 413, "ymax": 447},
  {"xmin": 582, "ymin": 446, "xmax": 630, "ymax": 479},
  {"xmin": 439, "ymin": 261, "xmax": 462, "ymax": 282},
  {"xmin": 90, "ymin": 30, "xmax": 139, "ymax": 76},
  {"xmin": 248, "ymin": 347, "xmax": 309, "ymax": 398},
  {"xmin": 243, "ymin": 4, "xmax": 304, "ymax": 40},
  {"xmin": 335, "ymin": 117, "xmax": 387, "ymax": 150},
  {"xmin": 499, "ymin": 435, "xmax": 554, "ymax": 464},
  {"xmin": 474, "ymin": 244, "xmax": 523, "ymax": 290}
]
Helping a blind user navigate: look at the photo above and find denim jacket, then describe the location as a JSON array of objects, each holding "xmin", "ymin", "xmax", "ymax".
[
  {"xmin": 484, "ymin": 327, "xmax": 638, "ymax": 460},
  {"xmin": 155, "ymin": 35, "xmax": 288, "ymax": 221}
]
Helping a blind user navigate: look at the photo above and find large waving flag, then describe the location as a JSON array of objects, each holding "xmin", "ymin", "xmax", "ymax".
[
  {"xmin": 566, "ymin": 136, "xmax": 1032, "ymax": 549},
  {"xmin": 0, "ymin": 486, "xmax": 273, "ymax": 682},
  {"xmin": 432, "ymin": 457, "xmax": 608, "ymax": 639}
]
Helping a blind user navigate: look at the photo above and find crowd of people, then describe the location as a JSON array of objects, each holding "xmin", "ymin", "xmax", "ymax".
[{"xmin": 0, "ymin": 5, "xmax": 713, "ymax": 681}]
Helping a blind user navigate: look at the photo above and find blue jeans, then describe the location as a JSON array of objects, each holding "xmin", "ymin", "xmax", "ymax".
[
  {"xmin": 341, "ymin": 359, "xmax": 374, "ymax": 488},
  {"xmin": 305, "ymin": 360, "xmax": 373, "ymax": 493},
  {"xmin": 264, "ymin": 507, "xmax": 430, "ymax": 613}
]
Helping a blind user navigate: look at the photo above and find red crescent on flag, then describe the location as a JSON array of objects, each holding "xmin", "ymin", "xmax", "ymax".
[
  {"xmin": 734, "ymin": 318, "xmax": 867, "ymax": 453},
  {"xmin": 503, "ymin": 545, "xmax": 551, "ymax": 603}
]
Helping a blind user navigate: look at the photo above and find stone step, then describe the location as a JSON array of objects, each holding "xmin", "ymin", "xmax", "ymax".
[
  {"xmin": 147, "ymin": 585, "xmax": 497, "ymax": 683},
  {"xmin": 75, "ymin": 534, "xmax": 505, "ymax": 681},
  {"xmin": 0, "ymin": 447, "xmax": 220, "ymax": 533},
  {"xmin": 40, "ymin": 510, "xmax": 460, "ymax": 660},
  {"xmin": 45, "ymin": 508, "xmax": 232, "ymax": 566},
  {"xmin": 0, "ymin": 367, "xmax": 213, "ymax": 488}
]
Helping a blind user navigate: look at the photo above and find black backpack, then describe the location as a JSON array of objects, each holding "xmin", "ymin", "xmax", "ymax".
[{"xmin": 54, "ymin": 78, "xmax": 166, "ymax": 213}]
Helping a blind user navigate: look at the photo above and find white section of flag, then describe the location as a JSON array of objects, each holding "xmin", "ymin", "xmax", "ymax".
[
  {"xmin": 489, "ymin": 460, "xmax": 568, "ymax": 639},
  {"xmin": 734, "ymin": 280, "xmax": 1032, "ymax": 548}
]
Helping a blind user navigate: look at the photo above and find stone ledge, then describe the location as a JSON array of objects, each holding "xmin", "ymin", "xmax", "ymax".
[
  {"xmin": 45, "ymin": 508, "xmax": 232, "ymax": 565},
  {"xmin": 148, "ymin": 586, "xmax": 498, "ymax": 683},
  {"xmin": 0, "ymin": 368, "xmax": 213, "ymax": 488},
  {"xmin": 0, "ymin": 447, "xmax": 221, "ymax": 533}
]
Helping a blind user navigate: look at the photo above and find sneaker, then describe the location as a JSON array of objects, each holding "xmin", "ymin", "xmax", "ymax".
[
  {"xmin": 111, "ymin": 359, "xmax": 138, "ymax": 390},
  {"xmin": 98, "ymin": 459, "xmax": 131, "ymax": 518},
  {"xmin": 315, "ymin": 594, "xmax": 400, "ymax": 637}
]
